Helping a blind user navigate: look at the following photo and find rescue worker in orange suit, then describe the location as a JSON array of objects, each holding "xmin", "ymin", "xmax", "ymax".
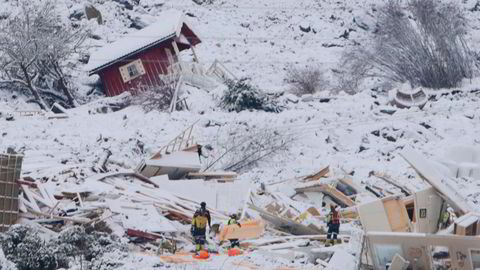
[
  {"xmin": 227, "ymin": 214, "xmax": 241, "ymax": 249},
  {"xmin": 325, "ymin": 204, "xmax": 340, "ymax": 246},
  {"xmin": 191, "ymin": 202, "xmax": 211, "ymax": 254}
]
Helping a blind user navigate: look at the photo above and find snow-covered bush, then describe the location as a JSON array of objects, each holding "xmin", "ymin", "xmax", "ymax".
[
  {"xmin": 1, "ymin": 225, "xmax": 57, "ymax": 270},
  {"xmin": 205, "ymin": 125, "xmax": 295, "ymax": 172},
  {"xmin": 1, "ymin": 224, "xmax": 127, "ymax": 270},
  {"xmin": 221, "ymin": 78, "xmax": 281, "ymax": 112},
  {"xmin": 54, "ymin": 225, "xmax": 127, "ymax": 269},
  {"xmin": 342, "ymin": 0, "xmax": 474, "ymax": 90},
  {"xmin": 132, "ymin": 83, "xmax": 180, "ymax": 112},
  {"xmin": 285, "ymin": 66, "xmax": 327, "ymax": 96}
]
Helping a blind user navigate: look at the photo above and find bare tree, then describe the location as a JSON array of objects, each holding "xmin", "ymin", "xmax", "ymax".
[
  {"xmin": 285, "ymin": 65, "xmax": 328, "ymax": 96},
  {"xmin": 340, "ymin": 0, "xmax": 474, "ymax": 91},
  {"xmin": 133, "ymin": 86, "xmax": 176, "ymax": 112},
  {"xmin": 205, "ymin": 126, "xmax": 295, "ymax": 173},
  {"xmin": 132, "ymin": 82, "xmax": 179, "ymax": 112},
  {"xmin": 0, "ymin": 1, "xmax": 86, "ymax": 109}
]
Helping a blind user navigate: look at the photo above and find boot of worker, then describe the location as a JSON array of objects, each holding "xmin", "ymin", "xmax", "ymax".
[{"xmin": 325, "ymin": 238, "xmax": 331, "ymax": 247}]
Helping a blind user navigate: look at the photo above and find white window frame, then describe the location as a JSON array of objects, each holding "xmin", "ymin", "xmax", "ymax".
[{"xmin": 119, "ymin": 59, "xmax": 146, "ymax": 83}]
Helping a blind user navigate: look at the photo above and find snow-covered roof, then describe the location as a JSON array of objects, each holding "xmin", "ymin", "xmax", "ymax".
[{"xmin": 87, "ymin": 9, "xmax": 200, "ymax": 74}]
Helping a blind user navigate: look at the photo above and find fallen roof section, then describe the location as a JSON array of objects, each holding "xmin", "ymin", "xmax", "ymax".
[{"xmin": 399, "ymin": 146, "xmax": 472, "ymax": 215}]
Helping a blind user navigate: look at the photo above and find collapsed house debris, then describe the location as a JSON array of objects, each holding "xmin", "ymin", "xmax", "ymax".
[
  {"xmin": 367, "ymin": 232, "xmax": 480, "ymax": 270},
  {"xmin": 136, "ymin": 123, "xmax": 201, "ymax": 179},
  {"xmin": 11, "ymin": 115, "xmax": 480, "ymax": 270},
  {"xmin": 356, "ymin": 147, "xmax": 480, "ymax": 270}
]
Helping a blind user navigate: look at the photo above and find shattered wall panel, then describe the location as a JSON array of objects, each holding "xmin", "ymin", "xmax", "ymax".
[
  {"xmin": 357, "ymin": 199, "xmax": 391, "ymax": 232},
  {"xmin": 383, "ymin": 198, "xmax": 410, "ymax": 232},
  {"xmin": 414, "ymin": 187, "xmax": 443, "ymax": 233},
  {"xmin": 0, "ymin": 154, "xmax": 22, "ymax": 232}
]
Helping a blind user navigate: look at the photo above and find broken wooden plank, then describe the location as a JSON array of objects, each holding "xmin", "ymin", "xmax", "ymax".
[
  {"xmin": 249, "ymin": 204, "xmax": 324, "ymax": 235},
  {"xmin": 303, "ymin": 166, "xmax": 330, "ymax": 181},
  {"xmin": 372, "ymin": 171, "xmax": 412, "ymax": 196},
  {"xmin": 23, "ymin": 209, "xmax": 90, "ymax": 223},
  {"xmin": 20, "ymin": 185, "xmax": 41, "ymax": 212},
  {"xmin": 217, "ymin": 219, "xmax": 265, "ymax": 241},
  {"xmin": 295, "ymin": 184, "xmax": 355, "ymax": 207},
  {"xmin": 94, "ymin": 171, "xmax": 159, "ymax": 188},
  {"xmin": 127, "ymin": 229, "xmax": 162, "ymax": 240},
  {"xmin": 186, "ymin": 171, "xmax": 237, "ymax": 180}
]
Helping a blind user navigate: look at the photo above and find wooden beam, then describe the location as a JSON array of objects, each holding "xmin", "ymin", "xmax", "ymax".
[
  {"xmin": 304, "ymin": 166, "xmax": 330, "ymax": 181},
  {"xmin": 95, "ymin": 171, "xmax": 159, "ymax": 188},
  {"xmin": 22, "ymin": 209, "xmax": 90, "ymax": 224},
  {"xmin": 172, "ymin": 41, "xmax": 181, "ymax": 57},
  {"xmin": 372, "ymin": 171, "xmax": 412, "ymax": 196},
  {"xmin": 190, "ymin": 45, "xmax": 200, "ymax": 63}
]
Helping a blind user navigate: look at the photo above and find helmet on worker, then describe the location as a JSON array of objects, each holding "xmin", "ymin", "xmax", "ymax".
[{"xmin": 200, "ymin": 202, "xmax": 206, "ymax": 209}]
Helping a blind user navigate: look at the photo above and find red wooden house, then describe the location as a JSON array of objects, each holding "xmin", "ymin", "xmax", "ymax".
[{"xmin": 87, "ymin": 10, "xmax": 201, "ymax": 96}]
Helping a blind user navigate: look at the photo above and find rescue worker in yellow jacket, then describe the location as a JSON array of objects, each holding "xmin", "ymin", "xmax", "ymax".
[
  {"xmin": 441, "ymin": 210, "xmax": 451, "ymax": 229},
  {"xmin": 191, "ymin": 202, "xmax": 211, "ymax": 254},
  {"xmin": 227, "ymin": 214, "xmax": 242, "ymax": 248}
]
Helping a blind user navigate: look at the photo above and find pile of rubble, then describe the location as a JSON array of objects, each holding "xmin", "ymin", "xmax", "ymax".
[
  {"xmin": 3, "ymin": 122, "xmax": 480, "ymax": 269},
  {"xmin": 358, "ymin": 147, "xmax": 480, "ymax": 270}
]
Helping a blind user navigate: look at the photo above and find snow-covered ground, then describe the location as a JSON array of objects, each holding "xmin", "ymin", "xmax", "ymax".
[{"xmin": 1, "ymin": 0, "xmax": 480, "ymax": 269}]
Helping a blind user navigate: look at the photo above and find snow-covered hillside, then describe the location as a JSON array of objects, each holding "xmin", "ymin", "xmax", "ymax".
[{"xmin": 1, "ymin": 0, "xmax": 480, "ymax": 269}]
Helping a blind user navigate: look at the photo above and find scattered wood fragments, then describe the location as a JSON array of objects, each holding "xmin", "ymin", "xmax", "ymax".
[
  {"xmin": 249, "ymin": 204, "xmax": 324, "ymax": 235},
  {"xmin": 295, "ymin": 183, "xmax": 355, "ymax": 208},
  {"xmin": 357, "ymin": 146, "xmax": 480, "ymax": 270}
]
